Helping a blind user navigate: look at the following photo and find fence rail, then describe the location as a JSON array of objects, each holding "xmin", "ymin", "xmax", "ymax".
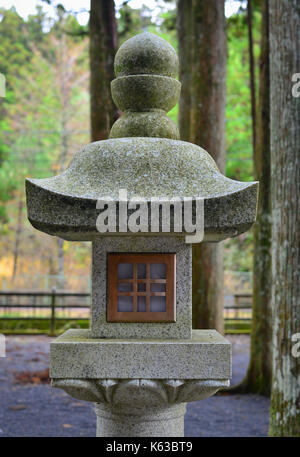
[{"xmin": 0, "ymin": 290, "xmax": 252, "ymax": 334}]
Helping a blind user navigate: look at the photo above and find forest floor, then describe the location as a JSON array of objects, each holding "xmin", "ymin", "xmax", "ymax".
[{"xmin": 0, "ymin": 334, "xmax": 270, "ymax": 437}]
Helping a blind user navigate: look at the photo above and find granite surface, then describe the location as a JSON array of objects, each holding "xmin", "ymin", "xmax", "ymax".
[
  {"xmin": 26, "ymin": 138, "xmax": 258, "ymax": 242},
  {"xmin": 52, "ymin": 378, "xmax": 229, "ymax": 405},
  {"xmin": 110, "ymin": 110, "xmax": 180, "ymax": 139},
  {"xmin": 50, "ymin": 329, "xmax": 231, "ymax": 380},
  {"xmin": 91, "ymin": 236, "xmax": 192, "ymax": 339},
  {"xmin": 111, "ymin": 75, "xmax": 180, "ymax": 113},
  {"xmin": 114, "ymin": 32, "xmax": 179, "ymax": 78},
  {"xmin": 111, "ymin": 32, "xmax": 180, "ymax": 140},
  {"xmin": 95, "ymin": 403, "xmax": 186, "ymax": 437}
]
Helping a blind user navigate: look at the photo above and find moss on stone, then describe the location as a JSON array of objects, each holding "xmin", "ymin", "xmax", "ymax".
[
  {"xmin": 114, "ymin": 32, "xmax": 179, "ymax": 78},
  {"xmin": 111, "ymin": 75, "xmax": 180, "ymax": 113},
  {"xmin": 109, "ymin": 111, "xmax": 179, "ymax": 139}
]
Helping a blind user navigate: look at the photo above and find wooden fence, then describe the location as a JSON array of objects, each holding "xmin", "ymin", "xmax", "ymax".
[{"xmin": 0, "ymin": 290, "xmax": 252, "ymax": 334}]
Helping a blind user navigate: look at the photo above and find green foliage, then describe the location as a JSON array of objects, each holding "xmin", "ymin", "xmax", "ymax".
[
  {"xmin": 64, "ymin": 14, "xmax": 88, "ymax": 39},
  {"xmin": 118, "ymin": 2, "xmax": 142, "ymax": 43},
  {"xmin": 224, "ymin": 7, "xmax": 261, "ymax": 272},
  {"xmin": 226, "ymin": 8, "xmax": 261, "ymax": 182},
  {"xmin": 0, "ymin": 6, "xmax": 89, "ymax": 259},
  {"xmin": 0, "ymin": 7, "xmax": 51, "ymax": 227},
  {"xmin": 0, "ymin": 8, "xmax": 31, "ymax": 89},
  {"xmin": 0, "ymin": 318, "xmax": 89, "ymax": 334},
  {"xmin": 224, "ymin": 229, "xmax": 254, "ymax": 272},
  {"xmin": 160, "ymin": 9, "xmax": 177, "ymax": 33},
  {"xmin": 0, "ymin": 96, "xmax": 16, "ymax": 228},
  {"xmin": 225, "ymin": 320, "xmax": 251, "ymax": 334},
  {"xmin": 118, "ymin": 2, "xmax": 152, "ymax": 44}
]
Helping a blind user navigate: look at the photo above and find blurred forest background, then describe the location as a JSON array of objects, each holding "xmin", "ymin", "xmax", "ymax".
[{"xmin": 0, "ymin": 0, "xmax": 257, "ymax": 292}]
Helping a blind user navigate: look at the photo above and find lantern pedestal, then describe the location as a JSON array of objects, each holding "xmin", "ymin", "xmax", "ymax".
[{"xmin": 51, "ymin": 329, "xmax": 230, "ymax": 437}]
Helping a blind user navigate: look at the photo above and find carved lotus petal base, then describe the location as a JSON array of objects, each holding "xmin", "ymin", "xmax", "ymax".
[
  {"xmin": 51, "ymin": 378, "xmax": 229, "ymax": 407},
  {"xmin": 52, "ymin": 377, "xmax": 229, "ymax": 436}
]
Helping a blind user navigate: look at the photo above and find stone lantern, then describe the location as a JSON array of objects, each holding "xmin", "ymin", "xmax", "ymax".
[{"xmin": 26, "ymin": 33, "xmax": 258, "ymax": 437}]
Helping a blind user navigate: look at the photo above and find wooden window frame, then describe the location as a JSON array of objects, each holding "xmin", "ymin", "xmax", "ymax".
[{"xmin": 107, "ymin": 253, "xmax": 176, "ymax": 323}]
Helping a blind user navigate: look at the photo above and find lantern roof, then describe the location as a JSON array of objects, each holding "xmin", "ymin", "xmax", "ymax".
[{"xmin": 26, "ymin": 33, "xmax": 258, "ymax": 242}]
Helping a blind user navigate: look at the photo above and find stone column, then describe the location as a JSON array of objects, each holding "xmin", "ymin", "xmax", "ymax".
[{"xmin": 95, "ymin": 403, "xmax": 186, "ymax": 437}]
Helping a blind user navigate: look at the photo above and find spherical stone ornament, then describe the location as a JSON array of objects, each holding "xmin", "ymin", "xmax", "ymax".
[
  {"xmin": 110, "ymin": 32, "xmax": 180, "ymax": 139},
  {"xmin": 111, "ymin": 75, "xmax": 180, "ymax": 113},
  {"xmin": 110, "ymin": 110, "xmax": 180, "ymax": 140},
  {"xmin": 114, "ymin": 32, "xmax": 179, "ymax": 78}
]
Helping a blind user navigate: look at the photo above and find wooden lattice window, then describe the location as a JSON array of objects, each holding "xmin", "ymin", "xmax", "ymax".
[{"xmin": 107, "ymin": 253, "xmax": 176, "ymax": 322}]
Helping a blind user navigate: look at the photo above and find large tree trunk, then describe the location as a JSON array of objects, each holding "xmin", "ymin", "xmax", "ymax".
[
  {"xmin": 269, "ymin": 0, "xmax": 300, "ymax": 436},
  {"xmin": 89, "ymin": 0, "xmax": 118, "ymax": 141},
  {"xmin": 177, "ymin": 0, "xmax": 193, "ymax": 142},
  {"xmin": 190, "ymin": 0, "xmax": 226, "ymax": 333},
  {"xmin": 247, "ymin": 0, "xmax": 257, "ymax": 151},
  {"xmin": 234, "ymin": 0, "xmax": 272, "ymax": 395}
]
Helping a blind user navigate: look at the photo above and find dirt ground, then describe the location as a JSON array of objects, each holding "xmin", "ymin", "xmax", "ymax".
[{"xmin": 0, "ymin": 334, "xmax": 270, "ymax": 437}]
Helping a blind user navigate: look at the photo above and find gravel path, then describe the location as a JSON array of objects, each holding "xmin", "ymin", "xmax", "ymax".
[{"xmin": 0, "ymin": 334, "xmax": 269, "ymax": 437}]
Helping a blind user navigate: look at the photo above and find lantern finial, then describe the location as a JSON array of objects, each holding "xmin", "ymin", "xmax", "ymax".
[{"xmin": 110, "ymin": 32, "xmax": 181, "ymax": 139}]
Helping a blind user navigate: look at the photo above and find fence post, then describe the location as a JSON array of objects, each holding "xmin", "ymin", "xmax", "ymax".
[
  {"xmin": 50, "ymin": 287, "xmax": 56, "ymax": 336},
  {"xmin": 234, "ymin": 295, "xmax": 239, "ymax": 319}
]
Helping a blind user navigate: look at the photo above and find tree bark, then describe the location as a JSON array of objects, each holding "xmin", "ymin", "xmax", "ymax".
[
  {"xmin": 89, "ymin": 0, "xmax": 118, "ymax": 141},
  {"xmin": 232, "ymin": 0, "xmax": 272, "ymax": 395},
  {"xmin": 177, "ymin": 0, "xmax": 193, "ymax": 142},
  {"xmin": 247, "ymin": 0, "xmax": 257, "ymax": 151},
  {"xmin": 269, "ymin": 0, "xmax": 300, "ymax": 436},
  {"xmin": 190, "ymin": 0, "xmax": 226, "ymax": 333}
]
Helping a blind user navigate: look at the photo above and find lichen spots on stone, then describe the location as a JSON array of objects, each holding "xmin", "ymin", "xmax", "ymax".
[
  {"xmin": 114, "ymin": 32, "xmax": 179, "ymax": 78},
  {"xmin": 111, "ymin": 75, "xmax": 180, "ymax": 113},
  {"xmin": 111, "ymin": 32, "xmax": 180, "ymax": 139},
  {"xmin": 28, "ymin": 137, "xmax": 251, "ymax": 200},
  {"xmin": 109, "ymin": 111, "xmax": 179, "ymax": 140}
]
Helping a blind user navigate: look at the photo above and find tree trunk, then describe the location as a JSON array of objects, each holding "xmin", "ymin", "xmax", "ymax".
[
  {"xmin": 177, "ymin": 0, "xmax": 193, "ymax": 142},
  {"xmin": 190, "ymin": 0, "xmax": 226, "ymax": 333},
  {"xmin": 269, "ymin": 0, "xmax": 300, "ymax": 436},
  {"xmin": 89, "ymin": 0, "xmax": 118, "ymax": 141},
  {"xmin": 247, "ymin": 0, "xmax": 257, "ymax": 151},
  {"xmin": 233, "ymin": 0, "xmax": 272, "ymax": 395},
  {"xmin": 192, "ymin": 242, "xmax": 224, "ymax": 332}
]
